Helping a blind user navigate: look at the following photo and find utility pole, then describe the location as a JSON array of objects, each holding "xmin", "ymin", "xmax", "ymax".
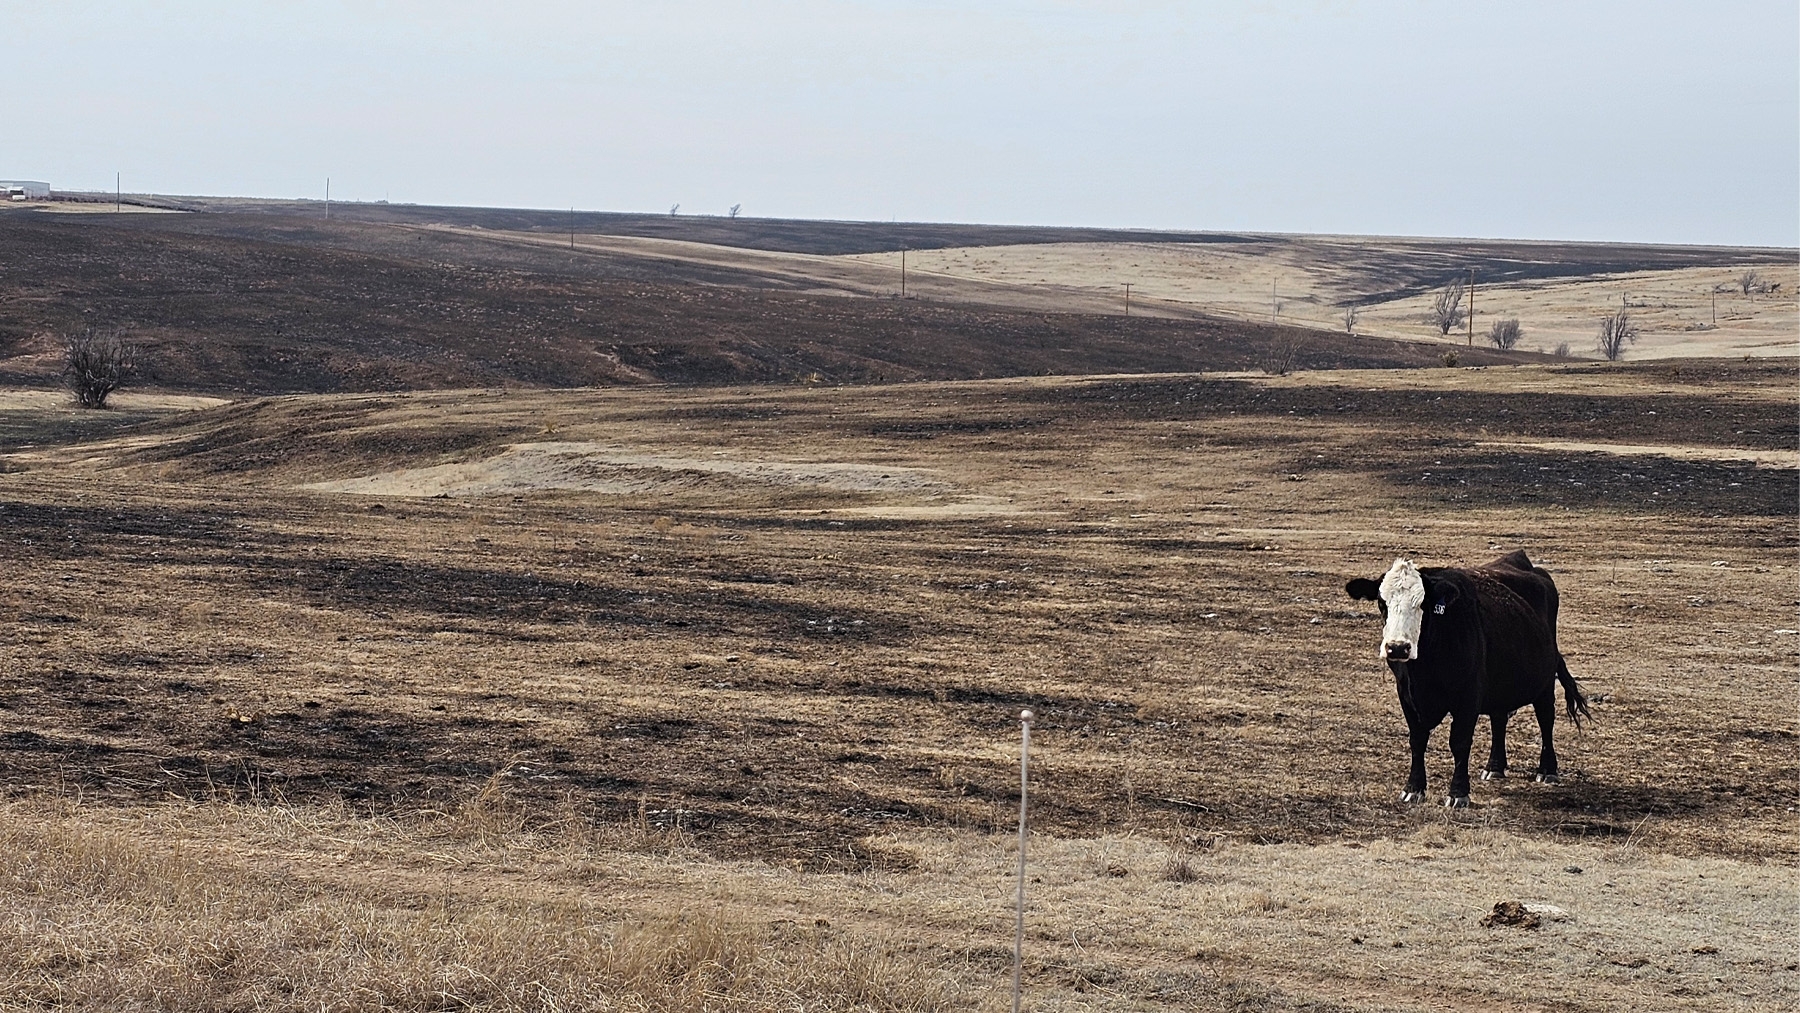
[
  {"xmin": 1271, "ymin": 279, "xmax": 1277, "ymax": 323},
  {"xmin": 1711, "ymin": 287, "xmax": 1716, "ymax": 324},
  {"xmin": 1467, "ymin": 267, "xmax": 1475, "ymax": 347},
  {"xmin": 900, "ymin": 245, "xmax": 907, "ymax": 298},
  {"xmin": 1123, "ymin": 283, "xmax": 1132, "ymax": 316}
]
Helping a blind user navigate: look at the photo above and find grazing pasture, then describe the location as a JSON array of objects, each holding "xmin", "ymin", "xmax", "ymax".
[{"xmin": 0, "ymin": 358, "xmax": 1793, "ymax": 1010}]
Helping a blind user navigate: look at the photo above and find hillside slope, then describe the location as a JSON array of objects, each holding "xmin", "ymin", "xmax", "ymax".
[{"xmin": 0, "ymin": 213, "xmax": 1547, "ymax": 394}]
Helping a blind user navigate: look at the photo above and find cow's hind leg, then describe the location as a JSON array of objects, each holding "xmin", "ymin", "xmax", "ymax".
[
  {"xmin": 1481, "ymin": 711, "xmax": 1509, "ymax": 780},
  {"xmin": 1444, "ymin": 712, "xmax": 1475, "ymax": 807},
  {"xmin": 1533, "ymin": 684, "xmax": 1560, "ymax": 783}
]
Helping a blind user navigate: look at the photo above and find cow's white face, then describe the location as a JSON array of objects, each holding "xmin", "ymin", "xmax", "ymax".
[{"xmin": 1378, "ymin": 558, "xmax": 1425, "ymax": 661}]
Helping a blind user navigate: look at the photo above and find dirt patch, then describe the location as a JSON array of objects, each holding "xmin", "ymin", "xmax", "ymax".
[
  {"xmin": 1478, "ymin": 440, "xmax": 1797, "ymax": 469},
  {"xmin": 796, "ymin": 499, "xmax": 1035, "ymax": 520},
  {"xmin": 304, "ymin": 442, "xmax": 950, "ymax": 498},
  {"xmin": 0, "ymin": 389, "xmax": 229, "ymax": 412}
]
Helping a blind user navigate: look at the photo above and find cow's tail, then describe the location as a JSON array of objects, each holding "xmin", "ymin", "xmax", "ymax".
[{"xmin": 1556, "ymin": 654, "xmax": 1592, "ymax": 728}]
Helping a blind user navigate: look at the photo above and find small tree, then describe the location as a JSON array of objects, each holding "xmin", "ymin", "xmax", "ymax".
[
  {"xmin": 1737, "ymin": 270, "xmax": 1761, "ymax": 296},
  {"xmin": 1342, "ymin": 304, "xmax": 1359, "ymax": 335},
  {"xmin": 1596, "ymin": 309, "xmax": 1637, "ymax": 361},
  {"xmin": 728, "ymin": 203, "xmax": 741, "ymax": 219},
  {"xmin": 669, "ymin": 203, "xmax": 680, "ymax": 217},
  {"xmin": 1428, "ymin": 278, "xmax": 1465, "ymax": 335},
  {"xmin": 62, "ymin": 327, "xmax": 136, "ymax": 408},
  {"xmin": 1487, "ymin": 318, "xmax": 1522, "ymax": 350}
]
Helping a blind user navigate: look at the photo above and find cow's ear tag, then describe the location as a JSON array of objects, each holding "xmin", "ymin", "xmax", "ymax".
[{"xmin": 1432, "ymin": 602, "xmax": 1446, "ymax": 615}]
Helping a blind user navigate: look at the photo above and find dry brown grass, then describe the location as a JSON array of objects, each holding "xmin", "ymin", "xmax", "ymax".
[
  {"xmin": 0, "ymin": 797, "xmax": 962, "ymax": 1012},
  {"xmin": 3, "ymin": 795, "xmax": 1791, "ymax": 1012}
]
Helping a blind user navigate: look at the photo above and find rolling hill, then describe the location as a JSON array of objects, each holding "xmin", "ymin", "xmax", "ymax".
[
  {"xmin": 0, "ymin": 208, "xmax": 1561, "ymax": 395},
  {"xmin": 7, "ymin": 197, "xmax": 1794, "ymax": 395}
]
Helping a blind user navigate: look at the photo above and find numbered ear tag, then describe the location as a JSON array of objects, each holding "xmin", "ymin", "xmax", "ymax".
[{"xmin": 1433, "ymin": 603, "xmax": 1446, "ymax": 615}]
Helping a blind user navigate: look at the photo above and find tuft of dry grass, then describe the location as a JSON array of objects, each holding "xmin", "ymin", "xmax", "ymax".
[{"xmin": 1158, "ymin": 842, "xmax": 1199, "ymax": 884}]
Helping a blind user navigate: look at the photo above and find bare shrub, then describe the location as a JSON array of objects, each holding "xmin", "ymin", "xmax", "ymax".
[
  {"xmin": 61, "ymin": 327, "xmax": 136, "ymax": 408},
  {"xmin": 1596, "ymin": 309, "xmax": 1637, "ymax": 361},
  {"xmin": 1737, "ymin": 270, "xmax": 1761, "ymax": 296},
  {"xmin": 1428, "ymin": 279, "xmax": 1465, "ymax": 335},
  {"xmin": 1262, "ymin": 333, "xmax": 1305, "ymax": 376},
  {"xmin": 1487, "ymin": 318, "xmax": 1522, "ymax": 350},
  {"xmin": 1439, "ymin": 349, "xmax": 1460, "ymax": 367},
  {"xmin": 1552, "ymin": 341, "xmax": 1571, "ymax": 358},
  {"xmin": 1342, "ymin": 304, "xmax": 1359, "ymax": 335}
]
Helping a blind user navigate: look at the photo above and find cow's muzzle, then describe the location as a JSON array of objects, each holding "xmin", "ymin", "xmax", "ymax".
[{"xmin": 1384, "ymin": 642, "xmax": 1414, "ymax": 661}]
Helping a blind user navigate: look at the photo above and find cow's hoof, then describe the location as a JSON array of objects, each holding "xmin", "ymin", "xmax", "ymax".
[
  {"xmin": 1535, "ymin": 772, "xmax": 1561, "ymax": 784},
  {"xmin": 1400, "ymin": 791, "xmax": 1425, "ymax": 803},
  {"xmin": 1480, "ymin": 769, "xmax": 1505, "ymax": 781},
  {"xmin": 1443, "ymin": 795, "xmax": 1470, "ymax": 809}
]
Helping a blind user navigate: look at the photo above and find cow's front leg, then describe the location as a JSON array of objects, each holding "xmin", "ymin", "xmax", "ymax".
[
  {"xmin": 1444, "ymin": 711, "xmax": 1475, "ymax": 807},
  {"xmin": 1402, "ymin": 720, "xmax": 1432, "ymax": 802},
  {"xmin": 1481, "ymin": 711, "xmax": 1509, "ymax": 780},
  {"xmin": 1394, "ymin": 666, "xmax": 1433, "ymax": 803},
  {"xmin": 1398, "ymin": 701, "xmax": 1437, "ymax": 803}
]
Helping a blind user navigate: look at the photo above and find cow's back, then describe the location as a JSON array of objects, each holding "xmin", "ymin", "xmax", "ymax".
[{"xmin": 1476, "ymin": 551, "xmax": 1561, "ymax": 647}]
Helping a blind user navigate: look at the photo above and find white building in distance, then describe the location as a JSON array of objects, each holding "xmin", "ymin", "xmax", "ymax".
[{"xmin": 2, "ymin": 181, "xmax": 52, "ymax": 201}]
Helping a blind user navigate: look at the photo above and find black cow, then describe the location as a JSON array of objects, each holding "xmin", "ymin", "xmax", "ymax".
[{"xmin": 1345, "ymin": 550, "xmax": 1590, "ymax": 807}]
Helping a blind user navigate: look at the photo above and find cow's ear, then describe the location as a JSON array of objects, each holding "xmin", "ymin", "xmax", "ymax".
[
  {"xmin": 1431, "ymin": 580, "xmax": 1462, "ymax": 610},
  {"xmin": 1345, "ymin": 578, "xmax": 1381, "ymax": 601}
]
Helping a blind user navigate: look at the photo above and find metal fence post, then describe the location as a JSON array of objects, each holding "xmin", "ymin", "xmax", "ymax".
[{"xmin": 1013, "ymin": 708, "xmax": 1033, "ymax": 1013}]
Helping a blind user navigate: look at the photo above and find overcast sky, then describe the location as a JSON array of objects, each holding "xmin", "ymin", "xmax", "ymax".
[{"xmin": 8, "ymin": 1, "xmax": 1796, "ymax": 246}]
